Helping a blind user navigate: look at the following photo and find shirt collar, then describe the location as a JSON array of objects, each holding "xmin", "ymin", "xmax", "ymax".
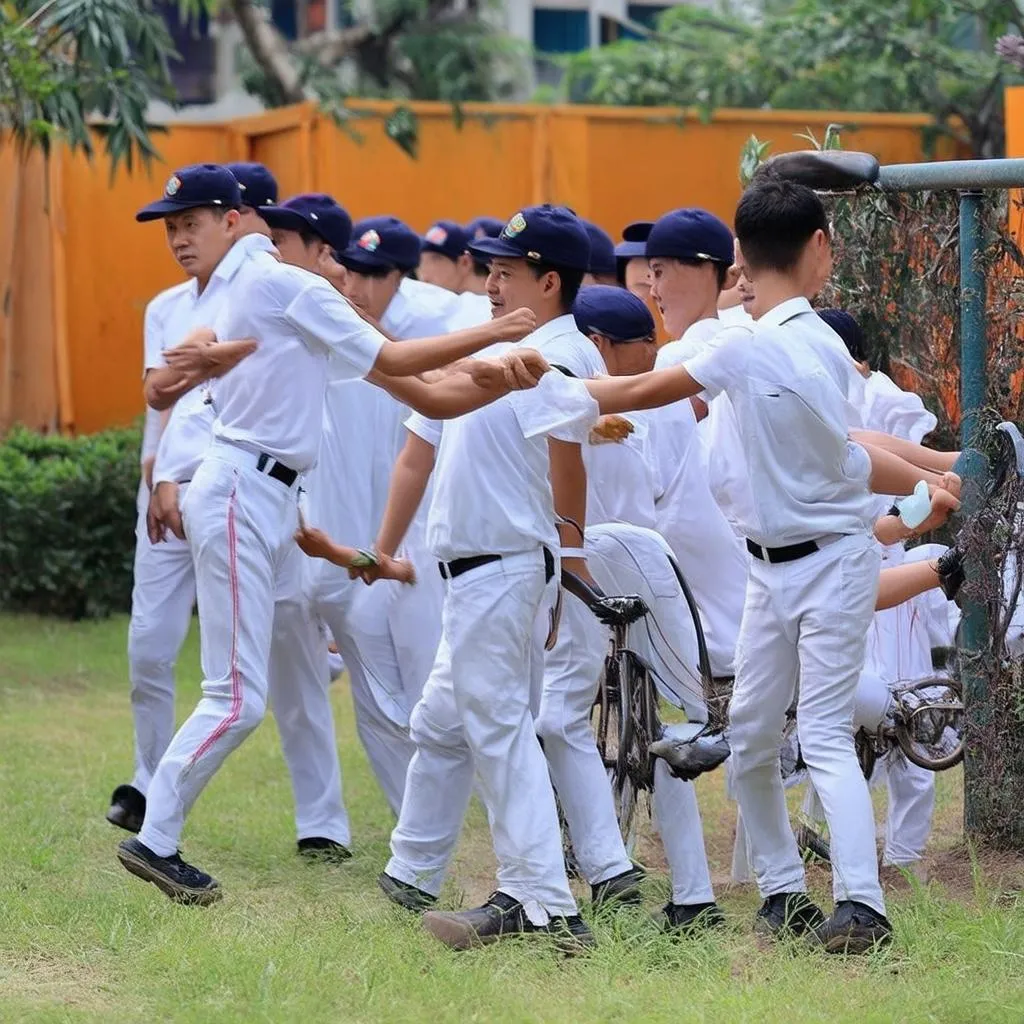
[
  {"xmin": 756, "ymin": 296, "xmax": 814, "ymax": 329},
  {"xmin": 525, "ymin": 313, "xmax": 577, "ymax": 346},
  {"xmin": 212, "ymin": 233, "xmax": 275, "ymax": 286}
]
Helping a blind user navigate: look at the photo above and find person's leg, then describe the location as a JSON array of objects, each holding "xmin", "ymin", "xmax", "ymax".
[
  {"xmin": 268, "ymin": 544, "xmax": 350, "ymax": 848},
  {"xmin": 448, "ymin": 554, "xmax": 577, "ymax": 922},
  {"xmin": 652, "ymin": 761, "xmax": 716, "ymax": 907},
  {"xmin": 882, "ymin": 757, "xmax": 935, "ymax": 869},
  {"xmin": 135, "ymin": 462, "xmax": 287, "ymax": 859},
  {"xmin": 795, "ymin": 537, "xmax": 887, "ymax": 917},
  {"xmin": 126, "ymin": 518, "xmax": 197, "ymax": 797},
  {"xmin": 386, "ymin": 629, "xmax": 473, "ymax": 897},
  {"xmin": 535, "ymin": 591, "xmax": 633, "ymax": 888},
  {"xmin": 727, "ymin": 567, "xmax": 806, "ymax": 901}
]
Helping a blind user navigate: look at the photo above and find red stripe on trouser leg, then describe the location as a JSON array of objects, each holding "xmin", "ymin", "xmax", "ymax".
[{"xmin": 189, "ymin": 484, "xmax": 243, "ymax": 766}]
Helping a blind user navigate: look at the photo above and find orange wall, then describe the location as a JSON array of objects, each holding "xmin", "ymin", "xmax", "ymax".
[
  {"xmin": 9, "ymin": 101, "xmax": 967, "ymax": 434},
  {"xmin": 1006, "ymin": 86, "xmax": 1024, "ymax": 246}
]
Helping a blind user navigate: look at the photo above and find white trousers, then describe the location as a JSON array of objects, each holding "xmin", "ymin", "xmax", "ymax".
[
  {"xmin": 537, "ymin": 524, "xmax": 715, "ymax": 903},
  {"xmin": 387, "ymin": 549, "xmax": 577, "ymax": 923},
  {"xmin": 127, "ymin": 490, "xmax": 196, "ymax": 795},
  {"xmin": 729, "ymin": 533, "xmax": 886, "ymax": 915},
  {"xmin": 138, "ymin": 449, "xmax": 338, "ymax": 856}
]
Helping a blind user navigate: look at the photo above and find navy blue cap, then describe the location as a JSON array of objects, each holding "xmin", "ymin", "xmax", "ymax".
[
  {"xmin": 260, "ymin": 194, "xmax": 353, "ymax": 255},
  {"xmin": 338, "ymin": 216, "xmax": 422, "ymax": 272},
  {"xmin": 421, "ymin": 219, "xmax": 471, "ymax": 261},
  {"xmin": 468, "ymin": 205, "xmax": 591, "ymax": 272},
  {"xmin": 819, "ymin": 308, "xmax": 867, "ymax": 363},
  {"xmin": 615, "ymin": 220, "xmax": 653, "ymax": 259},
  {"xmin": 465, "ymin": 216, "xmax": 505, "ymax": 241},
  {"xmin": 645, "ymin": 208, "xmax": 734, "ymax": 264},
  {"xmin": 225, "ymin": 162, "xmax": 278, "ymax": 210},
  {"xmin": 573, "ymin": 285, "xmax": 656, "ymax": 343},
  {"xmin": 136, "ymin": 163, "xmax": 241, "ymax": 222},
  {"xmin": 582, "ymin": 220, "xmax": 616, "ymax": 276}
]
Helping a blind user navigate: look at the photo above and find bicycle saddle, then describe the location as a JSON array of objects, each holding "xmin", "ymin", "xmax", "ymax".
[{"xmin": 759, "ymin": 151, "xmax": 880, "ymax": 190}]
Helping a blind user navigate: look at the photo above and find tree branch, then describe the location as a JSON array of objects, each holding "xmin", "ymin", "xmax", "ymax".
[{"xmin": 227, "ymin": 0, "xmax": 304, "ymax": 103}]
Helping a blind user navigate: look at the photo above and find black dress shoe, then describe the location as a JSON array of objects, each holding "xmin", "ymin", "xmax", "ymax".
[
  {"xmin": 422, "ymin": 891, "xmax": 542, "ymax": 950},
  {"xmin": 753, "ymin": 892, "xmax": 825, "ymax": 938},
  {"xmin": 937, "ymin": 545, "xmax": 965, "ymax": 601},
  {"xmin": 591, "ymin": 864, "xmax": 646, "ymax": 911},
  {"xmin": 808, "ymin": 900, "xmax": 893, "ymax": 954},
  {"xmin": 116, "ymin": 837, "xmax": 221, "ymax": 906},
  {"xmin": 544, "ymin": 914, "xmax": 597, "ymax": 954},
  {"xmin": 297, "ymin": 837, "xmax": 352, "ymax": 863},
  {"xmin": 106, "ymin": 784, "xmax": 146, "ymax": 834},
  {"xmin": 649, "ymin": 730, "xmax": 731, "ymax": 781},
  {"xmin": 655, "ymin": 900, "xmax": 726, "ymax": 935},
  {"xmin": 378, "ymin": 871, "xmax": 437, "ymax": 912}
]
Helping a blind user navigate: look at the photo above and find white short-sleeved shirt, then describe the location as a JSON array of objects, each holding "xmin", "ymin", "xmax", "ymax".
[
  {"xmin": 653, "ymin": 317, "xmax": 724, "ymax": 371},
  {"xmin": 425, "ymin": 315, "xmax": 603, "ymax": 562},
  {"xmin": 151, "ymin": 235, "xmax": 279, "ymax": 486},
  {"xmin": 683, "ymin": 296, "xmax": 875, "ymax": 548},
  {"xmin": 448, "ymin": 291, "xmax": 493, "ymax": 330},
  {"xmin": 584, "ymin": 419, "xmax": 659, "ymax": 530},
  {"xmin": 717, "ymin": 304, "xmax": 754, "ymax": 329},
  {"xmin": 210, "ymin": 251, "xmax": 385, "ymax": 473}
]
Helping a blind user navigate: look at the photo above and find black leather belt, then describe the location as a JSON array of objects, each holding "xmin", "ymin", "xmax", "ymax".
[
  {"xmin": 256, "ymin": 451, "xmax": 298, "ymax": 488},
  {"xmin": 746, "ymin": 538, "xmax": 820, "ymax": 564},
  {"xmin": 438, "ymin": 547, "xmax": 555, "ymax": 582}
]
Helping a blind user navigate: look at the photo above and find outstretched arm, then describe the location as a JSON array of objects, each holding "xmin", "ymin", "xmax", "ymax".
[
  {"xmin": 584, "ymin": 365, "xmax": 704, "ymax": 416},
  {"xmin": 853, "ymin": 429, "xmax": 959, "ymax": 473},
  {"xmin": 860, "ymin": 441, "xmax": 960, "ymax": 500},
  {"xmin": 146, "ymin": 330, "xmax": 257, "ymax": 409}
]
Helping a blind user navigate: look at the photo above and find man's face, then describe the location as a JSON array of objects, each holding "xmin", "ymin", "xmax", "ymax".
[
  {"xmin": 648, "ymin": 257, "xmax": 718, "ymax": 339},
  {"xmin": 736, "ymin": 267, "xmax": 756, "ymax": 316},
  {"xmin": 340, "ymin": 267, "xmax": 402, "ymax": 320},
  {"xmin": 486, "ymin": 257, "xmax": 547, "ymax": 318},
  {"xmin": 418, "ymin": 251, "xmax": 462, "ymax": 292},
  {"xmin": 624, "ymin": 258, "xmax": 651, "ymax": 302},
  {"xmin": 164, "ymin": 208, "xmax": 237, "ymax": 279},
  {"xmin": 270, "ymin": 228, "xmax": 321, "ymax": 273}
]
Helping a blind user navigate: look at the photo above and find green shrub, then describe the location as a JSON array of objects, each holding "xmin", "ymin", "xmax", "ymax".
[{"xmin": 0, "ymin": 424, "xmax": 143, "ymax": 619}]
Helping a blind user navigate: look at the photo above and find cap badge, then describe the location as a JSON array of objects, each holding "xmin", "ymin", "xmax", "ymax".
[
  {"xmin": 425, "ymin": 225, "xmax": 448, "ymax": 244},
  {"xmin": 358, "ymin": 229, "xmax": 381, "ymax": 252},
  {"xmin": 503, "ymin": 212, "xmax": 527, "ymax": 238},
  {"xmin": 165, "ymin": 174, "xmax": 182, "ymax": 198}
]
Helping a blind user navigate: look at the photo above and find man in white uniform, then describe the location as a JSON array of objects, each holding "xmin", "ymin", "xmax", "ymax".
[
  {"xmin": 370, "ymin": 206, "xmax": 602, "ymax": 951},
  {"xmin": 108, "ymin": 162, "xmax": 281, "ymax": 833},
  {"xmin": 417, "ymin": 220, "xmax": 492, "ymax": 329},
  {"xmin": 115, "ymin": 176, "xmax": 539, "ymax": 904},
  {"xmin": 580, "ymin": 220, "xmax": 619, "ymax": 287},
  {"xmin": 573, "ymin": 175, "xmax": 964, "ymax": 953}
]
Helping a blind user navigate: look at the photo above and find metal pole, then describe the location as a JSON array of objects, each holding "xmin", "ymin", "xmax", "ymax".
[{"xmin": 958, "ymin": 189, "xmax": 991, "ymax": 835}]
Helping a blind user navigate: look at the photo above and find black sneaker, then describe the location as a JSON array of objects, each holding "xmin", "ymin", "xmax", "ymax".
[
  {"xmin": 116, "ymin": 837, "xmax": 221, "ymax": 906},
  {"xmin": 808, "ymin": 900, "xmax": 893, "ymax": 954},
  {"xmin": 544, "ymin": 914, "xmax": 597, "ymax": 954},
  {"xmin": 422, "ymin": 891, "xmax": 542, "ymax": 950},
  {"xmin": 591, "ymin": 864, "xmax": 646, "ymax": 911},
  {"xmin": 936, "ymin": 545, "xmax": 965, "ymax": 602},
  {"xmin": 796, "ymin": 824, "xmax": 832, "ymax": 865},
  {"xmin": 753, "ymin": 892, "xmax": 825, "ymax": 938},
  {"xmin": 106, "ymin": 784, "xmax": 146, "ymax": 834},
  {"xmin": 649, "ymin": 731, "xmax": 731, "ymax": 781},
  {"xmin": 378, "ymin": 871, "xmax": 437, "ymax": 912},
  {"xmin": 655, "ymin": 900, "xmax": 726, "ymax": 936},
  {"xmin": 297, "ymin": 837, "xmax": 352, "ymax": 864}
]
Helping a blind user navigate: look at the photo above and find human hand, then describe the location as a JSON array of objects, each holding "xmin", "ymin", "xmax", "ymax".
[
  {"xmin": 913, "ymin": 486, "xmax": 961, "ymax": 537},
  {"xmin": 502, "ymin": 349, "xmax": 549, "ymax": 389},
  {"xmin": 294, "ymin": 524, "xmax": 338, "ymax": 561},
  {"xmin": 589, "ymin": 414, "xmax": 634, "ymax": 445},
  {"xmin": 148, "ymin": 482, "xmax": 184, "ymax": 543},
  {"xmin": 492, "ymin": 306, "xmax": 537, "ymax": 342},
  {"xmin": 163, "ymin": 327, "xmax": 218, "ymax": 374}
]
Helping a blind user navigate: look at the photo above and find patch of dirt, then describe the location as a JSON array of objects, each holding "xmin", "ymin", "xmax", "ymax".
[{"xmin": 0, "ymin": 952, "xmax": 113, "ymax": 1012}]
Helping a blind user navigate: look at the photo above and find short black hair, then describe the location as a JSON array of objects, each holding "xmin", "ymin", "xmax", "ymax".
[
  {"xmin": 297, "ymin": 223, "xmax": 328, "ymax": 248},
  {"xmin": 471, "ymin": 258, "xmax": 489, "ymax": 279},
  {"xmin": 529, "ymin": 261, "xmax": 584, "ymax": 311},
  {"xmin": 818, "ymin": 308, "xmax": 871, "ymax": 366},
  {"xmin": 735, "ymin": 177, "xmax": 829, "ymax": 274}
]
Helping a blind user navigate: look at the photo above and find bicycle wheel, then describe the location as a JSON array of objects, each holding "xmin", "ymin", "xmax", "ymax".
[{"xmin": 892, "ymin": 676, "xmax": 965, "ymax": 771}]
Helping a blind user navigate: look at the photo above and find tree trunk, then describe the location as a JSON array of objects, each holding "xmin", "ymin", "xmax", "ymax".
[{"xmin": 227, "ymin": 0, "xmax": 304, "ymax": 104}]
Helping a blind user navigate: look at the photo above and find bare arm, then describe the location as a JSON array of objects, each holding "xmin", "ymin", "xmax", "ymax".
[
  {"xmin": 852, "ymin": 429, "xmax": 959, "ymax": 473},
  {"xmin": 549, "ymin": 438, "xmax": 597, "ymax": 586},
  {"xmin": 375, "ymin": 431, "xmax": 437, "ymax": 557},
  {"xmin": 860, "ymin": 441, "xmax": 957, "ymax": 497},
  {"xmin": 875, "ymin": 559, "xmax": 941, "ymax": 612},
  {"xmin": 367, "ymin": 368, "xmax": 507, "ymax": 420},
  {"xmin": 584, "ymin": 365, "xmax": 704, "ymax": 416},
  {"xmin": 145, "ymin": 337, "xmax": 258, "ymax": 410}
]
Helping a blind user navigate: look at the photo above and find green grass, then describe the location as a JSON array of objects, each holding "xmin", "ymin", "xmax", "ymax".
[{"xmin": 1, "ymin": 613, "xmax": 1023, "ymax": 1024}]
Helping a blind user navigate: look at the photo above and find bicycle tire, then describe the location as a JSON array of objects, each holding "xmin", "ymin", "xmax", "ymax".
[{"xmin": 892, "ymin": 676, "xmax": 965, "ymax": 771}]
